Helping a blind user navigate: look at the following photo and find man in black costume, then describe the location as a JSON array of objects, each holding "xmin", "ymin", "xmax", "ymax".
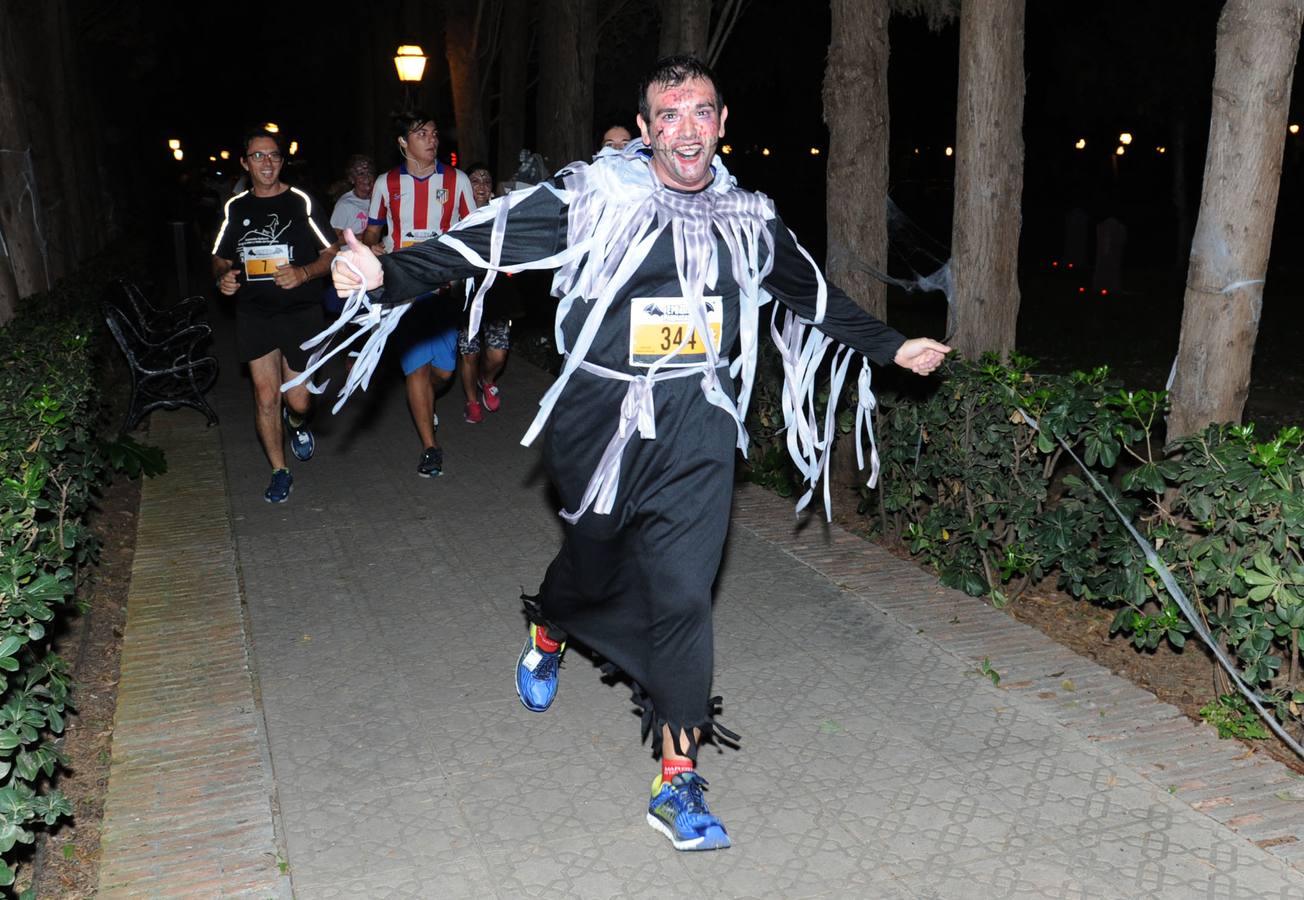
[{"xmin": 328, "ymin": 56, "xmax": 949, "ymax": 851}]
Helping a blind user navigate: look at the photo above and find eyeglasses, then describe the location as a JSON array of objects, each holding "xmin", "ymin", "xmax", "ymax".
[{"xmin": 246, "ymin": 151, "xmax": 284, "ymax": 162}]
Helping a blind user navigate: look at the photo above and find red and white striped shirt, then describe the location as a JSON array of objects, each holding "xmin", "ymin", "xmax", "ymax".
[{"xmin": 368, "ymin": 161, "xmax": 474, "ymax": 252}]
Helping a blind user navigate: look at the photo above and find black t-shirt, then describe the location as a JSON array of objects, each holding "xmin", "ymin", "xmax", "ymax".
[{"xmin": 213, "ymin": 187, "xmax": 335, "ymax": 313}]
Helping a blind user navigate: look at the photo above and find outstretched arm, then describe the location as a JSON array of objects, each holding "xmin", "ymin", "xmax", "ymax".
[
  {"xmin": 332, "ymin": 184, "xmax": 569, "ymax": 303},
  {"xmin": 762, "ymin": 219, "xmax": 950, "ymax": 373}
]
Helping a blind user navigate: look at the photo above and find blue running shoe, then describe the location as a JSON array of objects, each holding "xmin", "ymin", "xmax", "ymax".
[
  {"xmin": 515, "ymin": 623, "xmax": 563, "ymax": 712},
  {"xmin": 264, "ymin": 468, "xmax": 293, "ymax": 503},
  {"xmin": 417, "ymin": 446, "xmax": 443, "ymax": 478},
  {"xmin": 283, "ymin": 406, "xmax": 315, "ymax": 462},
  {"xmin": 646, "ymin": 771, "xmax": 731, "ymax": 851}
]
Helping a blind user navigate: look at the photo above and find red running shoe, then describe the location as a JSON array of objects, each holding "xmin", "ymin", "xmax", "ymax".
[
  {"xmin": 464, "ymin": 399, "xmax": 484, "ymax": 424},
  {"xmin": 480, "ymin": 380, "xmax": 501, "ymax": 413}
]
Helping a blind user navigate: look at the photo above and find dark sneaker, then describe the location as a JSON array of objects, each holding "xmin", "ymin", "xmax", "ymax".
[
  {"xmin": 417, "ymin": 446, "xmax": 443, "ymax": 478},
  {"xmin": 464, "ymin": 399, "xmax": 484, "ymax": 424},
  {"xmin": 283, "ymin": 406, "xmax": 315, "ymax": 462},
  {"xmin": 480, "ymin": 380, "xmax": 501, "ymax": 413},
  {"xmin": 647, "ymin": 772, "xmax": 731, "ymax": 851},
  {"xmin": 515, "ymin": 623, "xmax": 563, "ymax": 712},
  {"xmin": 264, "ymin": 468, "xmax": 293, "ymax": 503}
]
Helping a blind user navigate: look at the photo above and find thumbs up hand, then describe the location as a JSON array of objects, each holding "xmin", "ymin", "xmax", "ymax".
[{"xmin": 333, "ymin": 228, "xmax": 384, "ymax": 296}]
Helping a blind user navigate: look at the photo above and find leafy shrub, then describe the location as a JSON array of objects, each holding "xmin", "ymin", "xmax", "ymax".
[{"xmin": 0, "ymin": 262, "xmax": 159, "ymax": 886}]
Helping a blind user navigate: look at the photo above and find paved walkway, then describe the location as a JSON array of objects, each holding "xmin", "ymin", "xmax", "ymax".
[{"xmin": 100, "ymin": 305, "xmax": 1304, "ymax": 898}]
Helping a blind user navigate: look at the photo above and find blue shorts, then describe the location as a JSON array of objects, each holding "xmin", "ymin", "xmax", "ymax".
[{"xmin": 397, "ymin": 295, "xmax": 459, "ymax": 375}]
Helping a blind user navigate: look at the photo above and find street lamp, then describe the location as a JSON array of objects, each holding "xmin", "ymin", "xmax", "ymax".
[{"xmin": 394, "ymin": 44, "xmax": 427, "ymax": 105}]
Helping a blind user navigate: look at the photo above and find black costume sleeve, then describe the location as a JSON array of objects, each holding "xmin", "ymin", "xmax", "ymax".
[
  {"xmin": 762, "ymin": 217, "xmax": 906, "ymax": 367},
  {"xmin": 379, "ymin": 183, "xmax": 569, "ymax": 304}
]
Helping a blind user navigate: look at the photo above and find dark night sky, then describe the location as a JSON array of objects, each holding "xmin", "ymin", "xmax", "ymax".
[{"xmin": 95, "ymin": 0, "xmax": 1304, "ymax": 264}]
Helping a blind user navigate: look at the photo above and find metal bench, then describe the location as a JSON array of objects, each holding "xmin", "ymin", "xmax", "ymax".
[
  {"xmin": 106, "ymin": 278, "xmax": 206, "ymax": 344},
  {"xmin": 104, "ymin": 304, "xmax": 219, "ymax": 432}
]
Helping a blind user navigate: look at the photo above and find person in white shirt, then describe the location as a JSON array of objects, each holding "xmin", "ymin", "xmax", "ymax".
[{"xmin": 329, "ymin": 155, "xmax": 376, "ymax": 242}]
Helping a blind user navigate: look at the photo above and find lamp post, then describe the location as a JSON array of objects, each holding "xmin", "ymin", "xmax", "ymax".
[{"xmin": 394, "ymin": 44, "xmax": 427, "ymax": 107}]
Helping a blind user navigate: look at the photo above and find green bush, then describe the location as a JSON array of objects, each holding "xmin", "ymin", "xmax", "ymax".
[
  {"xmin": 854, "ymin": 353, "xmax": 1301, "ymax": 741},
  {"xmin": 0, "ymin": 262, "xmax": 159, "ymax": 886}
]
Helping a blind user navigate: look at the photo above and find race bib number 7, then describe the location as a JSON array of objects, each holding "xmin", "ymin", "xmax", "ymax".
[
  {"xmin": 629, "ymin": 296, "xmax": 723, "ymax": 367},
  {"xmin": 242, "ymin": 243, "xmax": 290, "ymax": 280}
]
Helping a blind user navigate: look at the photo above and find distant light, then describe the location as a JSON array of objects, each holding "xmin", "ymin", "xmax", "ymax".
[
  {"xmin": 289, "ymin": 141, "xmax": 299, "ymax": 155},
  {"xmin": 944, "ymin": 146, "xmax": 954, "ymax": 157},
  {"xmin": 172, "ymin": 149, "xmax": 184, "ymax": 161},
  {"xmin": 1119, "ymin": 132, "xmax": 1133, "ymax": 145},
  {"xmin": 1078, "ymin": 286, "xmax": 1086, "ymax": 293},
  {"xmin": 264, "ymin": 122, "xmax": 280, "ymax": 134},
  {"xmin": 1116, "ymin": 145, "xmax": 1125, "ymax": 156},
  {"xmin": 450, "ymin": 151, "xmax": 458, "ymax": 166},
  {"xmin": 1074, "ymin": 138, "xmax": 1086, "ymax": 150},
  {"xmin": 1100, "ymin": 289, "xmax": 1109, "ymax": 296},
  {"xmin": 1067, "ymin": 262, "xmax": 1074, "ymax": 269},
  {"xmin": 1156, "ymin": 146, "xmax": 1166, "ymax": 154},
  {"xmin": 721, "ymin": 144, "xmax": 732, "ymax": 155},
  {"xmin": 219, "ymin": 150, "xmax": 231, "ymax": 160},
  {"xmin": 1291, "ymin": 124, "xmax": 1301, "ymax": 135},
  {"xmin": 394, "ymin": 44, "xmax": 428, "ymax": 82},
  {"xmin": 761, "ymin": 147, "xmax": 771, "ymax": 156},
  {"xmin": 809, "ymin": 147, "xmax": 820, "ymax": 156},
  {"xmin": 913, "ymin": 148, "xmax": 920, "ymax": 155},
  {"xmin": 208, "ymin": 155, "xmax": 217, "ymax": 162},
  {"xmin": 1051, "ymin": 260, "xmax": 1059, "ymax": 268},
  {"xmin": 167, "ymin": 138, "xmax": 181, "ymax": 150}
]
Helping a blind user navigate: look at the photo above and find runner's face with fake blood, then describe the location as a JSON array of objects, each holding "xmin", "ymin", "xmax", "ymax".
[{"xmin": 637, "ymin": 77, "xmax": 727, "ymax": 192}]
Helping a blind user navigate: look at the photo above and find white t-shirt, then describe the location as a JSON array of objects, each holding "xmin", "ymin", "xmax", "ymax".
[{"xmin": 330, "ymin": 190, "xmax": 371, "ymax": 236}]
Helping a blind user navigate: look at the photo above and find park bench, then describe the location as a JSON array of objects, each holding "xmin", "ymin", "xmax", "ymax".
[
  {"xmin": 106, "ymin": 278, "xmax": 206, "ymax": 343},
  {"xmin": 103, "ymin": 303, "xmax": 219, "ymax": 433}
]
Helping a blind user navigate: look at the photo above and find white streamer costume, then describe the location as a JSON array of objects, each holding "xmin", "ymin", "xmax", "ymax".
[{"xmin": 294, "ymin": 141, "xmax": 908, "ymax": 755}]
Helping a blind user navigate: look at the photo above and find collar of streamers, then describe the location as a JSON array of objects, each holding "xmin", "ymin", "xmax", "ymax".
[{"xmin": 287, "ymin": 140, "xmax": 882, "ymax": 521}]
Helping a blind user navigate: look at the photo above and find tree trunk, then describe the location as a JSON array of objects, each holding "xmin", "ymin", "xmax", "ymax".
[
  {"xmin": 495, "ymin": 0, "xmax": 529, "ymax": 176},
  {"xmin": 658, "ymin": 0, "xmax": 710, "ymax": 59},
  {"xmin": 10, "ymin": 2, "xmax": 71, "ymax": 281},
  {"xmin": 824, "ymin": 0, "xmax": 891, "ymax": 494},
  {"xmin": 446, "ymin": 1, "xmax": 489, "ymax": 167},
  {"xmin": 536, "ymin": 0, "xmax": 595, "ymax": 171},
  {"xmin": 0, "ymin": 12, "xmax": 50, "ymax": 313},
  {"xmin": 947, "ymin": 0, "xmax": 1026, "ymax": 360},
  {"xmin": 823, "ymin": 0, "xmax": 889, "ymax": 321},
  {"xmin": 1168, "ymin": 0, "xmax": 1304, "ymax": 439},
  {"xmin": 1170, "ymin": 119, "xmax": 1191, "ymax": 286}
]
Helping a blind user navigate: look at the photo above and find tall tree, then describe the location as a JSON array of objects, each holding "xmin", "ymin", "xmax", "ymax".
[
  {"xmin": 536, "ymin": 0, "xmax": 596, "ymax": 170},
  {"xmin": 7, "ymin": 2, "xmax": 73, "ymax": 280},
  {"xmin": 1168, "ymin": 0, "xmax": 1304, "ymax": 438},
  {"xmin": 657, "ymin": 0, "xmax": 709, "ymax": 59},
  {"xmin": 656, "ymin": 0, "xmax": 751, "ymax": 65},
  {"xmin": 494, "ymin": 0, "xmax": 530, "ymax": 176},
  {"xmin": 0, "ymin": 10, "xmax": 50, "ymax": 321},
  {"xmin": 947, "ymin": 0, "xmax": 1026, "ymax": 359},
  {"xmin": 446, "ymin": 0, "xmax": 491, "ymax": 167},
  {"xmin": 823, "ymin": 0, "xmax": 891, "ymax": 320}
]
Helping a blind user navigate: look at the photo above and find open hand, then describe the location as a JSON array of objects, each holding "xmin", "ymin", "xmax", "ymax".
[{"xmin": 893, "ymin": 338, "xmax": 951, "ymax": 376}]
